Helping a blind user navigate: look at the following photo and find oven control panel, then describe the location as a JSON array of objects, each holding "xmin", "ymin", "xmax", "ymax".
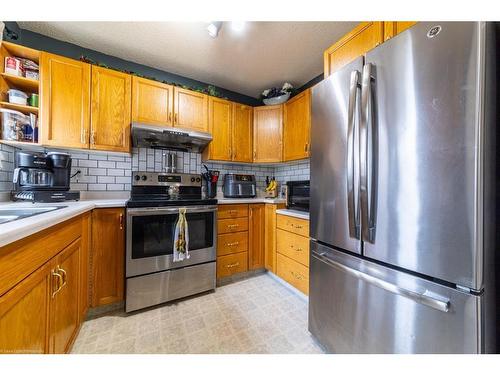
[{"xmin": 132, "ymin": 171, "xmax": 201, "ymax": 187}]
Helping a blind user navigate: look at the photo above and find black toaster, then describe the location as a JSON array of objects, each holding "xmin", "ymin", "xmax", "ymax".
[{"xmin": 222, "ymin": 174, "xmax": 256, "ymax": 198}]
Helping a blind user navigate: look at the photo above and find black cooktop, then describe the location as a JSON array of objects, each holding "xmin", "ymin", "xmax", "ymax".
[{"xmin": 127, "ymin": 197, "xmax": 218, "ymax": 208}]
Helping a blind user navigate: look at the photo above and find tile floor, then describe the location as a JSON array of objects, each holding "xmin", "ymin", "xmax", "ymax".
[{"xmin": 71, "ymin": 273, "xmax": 325, "ymax": 354}]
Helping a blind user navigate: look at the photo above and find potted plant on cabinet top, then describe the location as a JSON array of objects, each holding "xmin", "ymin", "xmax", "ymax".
[{"xmin": 261, "ymin": 82, "xmax": 294, "ymax": 105}]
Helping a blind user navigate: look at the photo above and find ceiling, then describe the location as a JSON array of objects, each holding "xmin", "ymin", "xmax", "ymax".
[{"xmin": 18, "ymin": 21, "xmax": 357, "ymax": 98}]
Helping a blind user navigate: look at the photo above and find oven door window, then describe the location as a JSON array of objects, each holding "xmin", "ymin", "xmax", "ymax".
[{"xmin": 131, "ymin": 212, "xmax": 214, "ymax": 259}]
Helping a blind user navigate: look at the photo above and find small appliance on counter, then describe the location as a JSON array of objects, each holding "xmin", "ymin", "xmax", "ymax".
[
  {"xmin": 11, "ymin": 151, "xmax": 80, "ymax": 203},
  {"xmin": 286, "ymin": 180, "xmax": 310, "ymax": 212},
  {"xmin": 202, "ymin": 164, "xmax": 219, "ymax": 199},
  {"xmin": 222, "ymin": 174, "xmax": 256, "ymax": 198}
]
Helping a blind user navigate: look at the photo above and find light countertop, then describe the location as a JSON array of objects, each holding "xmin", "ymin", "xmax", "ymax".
[
  {"xmin": 0, "ymin": 199, "xmax": 127, "ymax": 248},
  {"xmin": 276, "ymin": 209, "xmax": 310, "ymax": 220},
  {"xmin": 217, "ymin": 197, "xmax": 286, "ymax": 204}
]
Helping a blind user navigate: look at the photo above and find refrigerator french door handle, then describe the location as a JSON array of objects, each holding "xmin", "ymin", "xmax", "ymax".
[
  {"xmin": 311, "ymin": 250, "xmax": 451, "ymax": 313},
  {"xmin": 360, "ymin": 63, "xmax": 376, "ymax": 243},
  {"xmin": 347, "ymin": 70, "xmax": 361, "ymax": 239}
]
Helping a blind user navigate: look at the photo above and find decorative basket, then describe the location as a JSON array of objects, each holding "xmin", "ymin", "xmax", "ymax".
[{"xmin": 263, "ymin": 93, "xmax": 290, "ymax": 106}]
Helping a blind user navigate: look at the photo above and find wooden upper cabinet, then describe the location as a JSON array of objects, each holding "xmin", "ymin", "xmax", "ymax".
[
  {"xmin": 253, "ymin": 105, "xmax": 283, "ymax": 163},
  {"xmin": 383, "ymin": 21, "xmax": 417, "ymax": 42},
  {"xmin": 90, "ymin": 66, "xmax": 131, "ymax": 152},
  {"xmin": 49, "ymin": 238, "xmax": 81, "ymax": 354},
  {"xmin": 0, "ymin": 260, "xmax": 52, "ymax": 354},
  {"xmin": 248, "ymin": 204, "xmax": 265, "ymax": 270},
  {"xmin": 174, "ymin": 87, "xmax": 208, "ymax": 132},
  {"xmin": 207, "ymin": 97, "xmax": 232, "ymax": 161},
  {"xmin": 132, "ymin": 76, "xmax": 174, "ymax": 126},
  {"xmin": 232, "ymin": 103, "xmax": 253, "ymax": 163},
  {"xmin": 283, "ymin": 89, "xmax": 311, "ymax": 161},
  {"xmin": 91, "ymin": 208, "xmax": 125, "ymax": 307},
  {"xmin": 324, "ymin": 22, "xmax": 384, "ymax": 76},
  {"xmin": 40, "ymin": 52, "xmax": 91, "ymax": 148}
]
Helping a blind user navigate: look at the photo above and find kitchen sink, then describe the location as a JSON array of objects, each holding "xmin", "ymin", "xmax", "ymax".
[{"xmin": 0, "ymin": 206, "xmax": 67, "ymax": 225}]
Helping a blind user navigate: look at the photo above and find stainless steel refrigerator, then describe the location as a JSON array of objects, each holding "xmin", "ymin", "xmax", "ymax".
[{"xmin": 309, "ymin": 22, "xmax": 498, "ymax": 354}]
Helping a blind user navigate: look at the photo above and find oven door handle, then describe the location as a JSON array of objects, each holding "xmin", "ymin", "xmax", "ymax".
[{"xmin": 127, "ymin": 205, "xmax": 218, "ymax": 216}]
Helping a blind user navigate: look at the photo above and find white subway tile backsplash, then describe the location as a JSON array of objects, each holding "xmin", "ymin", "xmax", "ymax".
[{"xmin": 0, "ymin": 141, "xmax": 310, "ymax": 193}]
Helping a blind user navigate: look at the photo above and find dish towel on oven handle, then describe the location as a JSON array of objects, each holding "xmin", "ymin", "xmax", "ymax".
[{"xmin": 173, "ymin": 208, "xmax": 190, "ymax": 262}]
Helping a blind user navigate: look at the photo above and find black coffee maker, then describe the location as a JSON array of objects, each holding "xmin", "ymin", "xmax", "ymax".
[{"xmin": 12, "ymin": 151, "xmax": 80, "ymax": 202}]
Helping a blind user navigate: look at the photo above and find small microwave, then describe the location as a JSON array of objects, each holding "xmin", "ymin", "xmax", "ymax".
[{"xmin": 286, "ymin": 180, "xmax": 310, "ymax": 212}]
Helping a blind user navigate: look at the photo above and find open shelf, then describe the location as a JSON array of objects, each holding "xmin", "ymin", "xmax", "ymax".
[
  {"xmin": 0, "ymin": 101, "xmax": 38, "ymax": 115},
  {"xmin": 1, "ymin": 41, "xmax": 40, "ymax": 64},
  {"xmin": 0, "ymin": 73, "xmax": 39, "ymax": 92},
  {"xmin": 0, "ymin": 139, "xmax": 42, "ymax": 150}
]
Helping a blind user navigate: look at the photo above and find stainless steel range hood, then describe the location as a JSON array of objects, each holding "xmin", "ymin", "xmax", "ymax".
[{"xmin": 131, "ymin": 123, "xmax": 212, "ymax": 153}]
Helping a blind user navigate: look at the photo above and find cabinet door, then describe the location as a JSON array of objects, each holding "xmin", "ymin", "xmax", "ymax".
[
  {"xmin": 40, "ymin": 52, "xmax": 91, "ymax": 149},
  {"xmin": 79, "ymin": 212, "xmax": 91, "ymax": 322},
  {"xmin": 0, "ymin": 261, "xmax": 52, "ymax": 354},
  {"xmin": 174, "ymin": 87, "xmax": 208, "ymax": 132},
  {"xmin": 383, "ymin": 21, "xmax": 417, "ymax": 42},
  {"xmin": 207, "ymin": 97, "xmax": 232, "ymax": 161},
  {"xmin": 50, "ymin": 239, "xmax": 81, "ymax": 354},
  {"xmin": 91, "ymin": 208, "xmax": 125, "ymax": 307},
  {"xmin": 283, "ymin": 89, "xmax": 311, "ymax": 161},
  {"xmin": 232, "ymin": 103, "xmax": 253, "ymax": 162},
  {"xmin": 264, "ymin": 203, "xmax": 285, "ymax": 273},
  {"xmin": 132, "ymin": 76, "xmax": 174, "ymax": 126},
  {"xmin": 253, "ymin": 105, "xmax": 283, "ymax": 163},
  {"xmin": 324, "ymin": 22, "xmax": 384, "ymax": 76},
  {"xmin": 248, "ymin": 204, "xmax": 265, "ymax": 270},
  {"xmin": 90, "ymin": 66, "xmax": 131, "ymax": 152}
]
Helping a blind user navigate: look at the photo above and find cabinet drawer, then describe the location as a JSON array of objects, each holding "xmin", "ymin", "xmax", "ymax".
[
  {"xmin": 218, "ymin": 204, "xmax": 249, "ymax": 219},
  {"xmin": 276, "ymin": 214, "xmax": 309, "ymax": 237},
  {"xmin": 217, "ymin": 217, "xmax": 248, "ymax": 234},
  {"xmin": 276, "ymin": 229, "xmax": 310, "ymax": 267},
  {"xmin": 277, "ymin": 253, "xmax": 309, "ymax": 295},
  {"xmin": 217, "ymin": 252, "xmax": 248, "ymax": 278},
  {"xmin": 217, "ymin": 231, "xmax": 248, "ymax": 256}
]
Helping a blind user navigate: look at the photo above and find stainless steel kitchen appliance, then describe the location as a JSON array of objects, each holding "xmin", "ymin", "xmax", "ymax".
[
  {"xmin": 286, "ymin": 180, "xmax": 310, "ymax": 212},
  {"xmin": 222, "ymin": 174, "xmax": 256, "ymax": 198},
  {"xmin": 11, "ymin": 151, "xmax": 80, "ymax": 202},
  {"xmin": 309, "ymin": 22, "xmax": 498, "ymax": 353},
  {"xmin": 126, "ymin": 171, "xmax": 217, "ymax": 312}
]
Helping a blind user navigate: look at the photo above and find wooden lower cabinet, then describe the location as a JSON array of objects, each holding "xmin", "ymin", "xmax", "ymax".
[
  {"xmin": 217, "ymin": 217, "xmax": 249, "ymax": 235},
  {"xmin": 0, "ymin": 261, "xmax": 52, "ymax": 354},
  {"xmin": 248, "ymin": 204, "xmax": 265, "ymax": 270},
  {"xmin": 50, "ymin": 239, "xmax": 82, "ymax": 354},
  {"xmin": 91, "ymin": 208, "xmax": 125, "ymax": 307},
  {"xmin": 275, "ymin": 213, "xmax": 310, "ymax": 295},
  {"xmin": 217, "ymin": 252, "xmax": 248, "ymax": 278},
  {"xmin": 217, "ymin": 231, "xmax": 248, "ymax": 257},
  {"xmin": 277, "ymin": 253, "xmax": 309, "ymax": 295},
  {"xmin": 0, "ymin": 214, "xmax": 89, "ymax": 354}
]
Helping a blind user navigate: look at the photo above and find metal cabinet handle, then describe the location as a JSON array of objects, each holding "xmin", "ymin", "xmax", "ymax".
[
  {"xmin": 90, "ymin": 130, "xmax": 96, "ymax": 145},
  {"xmin": 227, "ymin": 224, "xmax": 239, "ymax": 229},
  {"xmin": 226, "ymin": 262, "xmax": 240, "ymax": 268},
  {"xmin": 226, "ymin": 241, "xmax": 240, "ymax": 247},
  {"xmin": 312, "ymin": 251, "xmax": 451, "ymax": 313},
  {"xmin": 290, "ymin": 245, "xmax": 303, "ymax": 252},
  {"xmin": 291, "ymin": 271, "xmax": 304, "ymax": 280},
  {"xmin": 51, "ymin": 269, "xmax": 63, "ymax": 298},
  {"xmin": 168, "ymin": 113, "xmax": 172, "ymax": 123},
  {"xmin": 228, "ymin": 210, "xmax": 238, "ymax": 214},
  {"xmin": 174, "ymin": 113, "xmax": 178, "ymax": 124},
  {"xmin": 58, "ymin": 267, "xmax": 67, "ymax": 290},
  {"xmin": 347, "ymin": 70, "xmax": 361, "ymax": 240},
  {"xmin": 119, "ymin": 213, "xmax": 124, "ymax": 230}
]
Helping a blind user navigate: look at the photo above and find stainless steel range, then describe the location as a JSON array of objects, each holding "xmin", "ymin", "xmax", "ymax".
[{"xmin": 125, "ymin": 171, "xmax": 217, "ymax": 312}]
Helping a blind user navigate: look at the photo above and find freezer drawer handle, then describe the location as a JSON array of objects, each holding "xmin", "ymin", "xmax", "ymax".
[{"xmin": 312, "ymin": 251, "xmax": 451, "ymax": 313}]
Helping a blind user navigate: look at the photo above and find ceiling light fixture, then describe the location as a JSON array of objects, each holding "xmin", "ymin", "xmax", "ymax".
[
  {"xmin": 231, "ymin": 21, "xmax": 246, "ymax": 32},
  {"xmin": 207, "ymin": 21, "xmax": 222, "ymax": 38}
]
